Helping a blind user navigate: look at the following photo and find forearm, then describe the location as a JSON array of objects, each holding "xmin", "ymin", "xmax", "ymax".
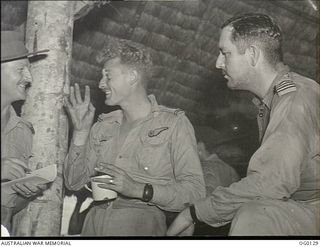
[
  {"xmin": 64, "ymin": 142, "xmax": 93, "ymax": 191},
  {"xmin": 195, "ymin": 165, "xmax": 300, "ymax": 227},
  {"xmin": 150, "ymin": 177, "xmax": 206, "ymax": 211}
]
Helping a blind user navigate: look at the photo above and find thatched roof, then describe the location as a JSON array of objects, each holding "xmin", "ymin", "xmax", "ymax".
[{"xmin": 2, "ymin": 0, "xmax": 319, "ymax": 169}]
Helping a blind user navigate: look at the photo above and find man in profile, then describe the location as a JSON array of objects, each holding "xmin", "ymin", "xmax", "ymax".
[
  {"xmin": 64, "ymin": 39, "xmax": 205, "ymax": 235},
  {"xmin": 167, "ymin": 13, "xmax": 319, "ymax": 236},
  {"xmin": 1, "ymin": 31, "xmax": 48, "ymax": 235}
]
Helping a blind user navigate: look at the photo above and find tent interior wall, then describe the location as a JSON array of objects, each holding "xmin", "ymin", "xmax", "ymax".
[{"xmin": 1, "ymin": 0, "xmax": 318, "ymax": 189}]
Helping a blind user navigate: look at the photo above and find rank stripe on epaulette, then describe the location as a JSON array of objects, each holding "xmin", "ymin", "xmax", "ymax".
[
  {"xmin": 277, "ymin": 80, "xmax": 292, "ymax": 86},
  {"xmin": 276, "ymin": 81, "xmax": 295, "ymax": 89},
  {"xmin": 277, "ymin": 85, "xmax": 296, "ymax": 92},
  {"xmin": 275, "ymin": 79, "xmax": 296, "ymax": 96},
  {"xmin": 277, "ymin": 87, "xmax": 296, "ymax": 96},
  {"xmin": 275, "ymin": 85, "xmax": 296, "ymax": 96}
]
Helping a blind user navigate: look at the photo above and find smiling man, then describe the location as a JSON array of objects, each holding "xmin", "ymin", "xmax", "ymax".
[
  {"xmin": 1, "ymin": 31, "xmax": 49, "ymax": 234},
  {"xmin": 63, "ymin": 39, "xmax": 205, "ymax": 236},
  {"xmin": 167, "ymin": 13, "xmax": 320, "ymax": 236}
]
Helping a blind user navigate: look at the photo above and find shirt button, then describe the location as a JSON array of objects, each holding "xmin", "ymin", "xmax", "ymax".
[
  {"xmin": 118, "ymin": 155, "xmax": 122, "ymax": 159},
  {"xmin": 259, "ymin": 113, "xmax": 263, "ymax": 117},
  {"xmin": 144, "ymin": 166, "xmax": 149, "ymax": 171}
]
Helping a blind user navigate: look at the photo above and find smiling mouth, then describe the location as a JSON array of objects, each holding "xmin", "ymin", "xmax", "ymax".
[
  {"xmin": 18, "ymin": 81, "xmax": 31, "ymax": 90},
  {"xmin": 103, "ymin": 90, "xmax": 111, "ymax": 97},
  {"xmin": 222, "ymin": 71, "xmax": 229, "ymax": 79}
]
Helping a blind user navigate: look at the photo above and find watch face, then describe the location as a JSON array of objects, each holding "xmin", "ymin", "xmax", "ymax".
[{"xmin": 142, "ymin": 183, "xmax": 153, "ymax": 202}]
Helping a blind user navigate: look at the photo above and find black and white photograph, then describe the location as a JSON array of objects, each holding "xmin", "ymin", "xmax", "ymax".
[{"xmin": 1, "ymin": 0, "xmax": 319, "ymax": 241}]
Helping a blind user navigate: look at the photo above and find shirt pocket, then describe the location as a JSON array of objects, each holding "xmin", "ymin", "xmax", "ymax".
[
  {"xmin": 137, "ymin": 127, "xmax": 173, "ymax": 177},
  {"xmin": 92, "ymin": 133, "xmax": 115, "ymax": 163}
]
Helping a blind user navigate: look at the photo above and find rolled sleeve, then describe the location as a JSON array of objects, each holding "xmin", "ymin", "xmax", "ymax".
[
  {"xmin": 64, "ymin": 128, "xmax": 98, "ymax": 191},
  {"xmin": 151, "ymin": 115, "xmax": 206, "ymax": 211}
]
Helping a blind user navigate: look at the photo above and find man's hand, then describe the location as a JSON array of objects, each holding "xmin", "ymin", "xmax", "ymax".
[
  {"xmin": 11, "ymin": 182, "xmax": 47, "ymax": 198},
  {"xmin": 93, "ymin": 163, "xmax": 145, "ymax": 199},
  {"xmin": 166, "ymin": 207, "xmax": 195, "ymax": 236},
  {"xmin": 64, "ymin": 83, "xmax": 95, "ymax": 144},
  {"xmin": 1, "ymin": 158, "xmax": 28, "ymax": 181}
]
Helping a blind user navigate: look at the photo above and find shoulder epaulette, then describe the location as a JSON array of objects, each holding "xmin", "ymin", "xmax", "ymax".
[
  {"xmin": 274, "ymin": 75, "xmax": 296, "ymax": 96},
  {"xmin": 158, "ymin": 106, "xmax": 185, "ymax": 116},
  {"xmin": 19, "ymin": 120, "xmax": 35, "ymax": 134},
  {"xmin": 97, "ymin": 110, "xmax": 122, "ymax": 122},
  {"xmin": 97, "ymin": 113, "xmax": 108, "ymax": 122}
]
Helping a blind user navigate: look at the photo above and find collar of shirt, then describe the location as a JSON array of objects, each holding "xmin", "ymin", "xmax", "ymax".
[
  {"xmin": 252, "ymin": 64, "xmax": 290, "ymax": 110},
  {"xmin": 205, "ymin": 153, "xmax": 220, "ymax": 161},
  {"xmin": 3, "ymin": 106, "xmax": 23, "ymax": 135}
]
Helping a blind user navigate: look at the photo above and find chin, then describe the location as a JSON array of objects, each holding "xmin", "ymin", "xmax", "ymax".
[
  {"xmin": 227, "ymin": 80, "xmax": 242, "ymax": 90},
  {"xmin": 227, "ymin": 82, "xmax": 237, "ymax": 90},
  {"xmin": 105, "ymin": 98, "xmax": 115, "ymax": 106},
  {"xmin": 15, "ymin": 94, "xmax": 26, "ymax": 101}
]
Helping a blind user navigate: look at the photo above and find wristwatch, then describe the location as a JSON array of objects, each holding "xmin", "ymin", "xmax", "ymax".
[{"xmin": 142, "ymin": 183, "xmax": 154, "ymax": 202}]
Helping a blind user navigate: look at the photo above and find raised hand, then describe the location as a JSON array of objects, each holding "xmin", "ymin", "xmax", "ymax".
[{"xmin": 64, "ymin": 83, "xmax": 95, "ymax": 132}]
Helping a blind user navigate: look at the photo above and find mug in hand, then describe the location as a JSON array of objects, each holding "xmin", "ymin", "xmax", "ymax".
[{"xmin": 85, "ymin": 175, "xmax": 117, "ymax": 201}]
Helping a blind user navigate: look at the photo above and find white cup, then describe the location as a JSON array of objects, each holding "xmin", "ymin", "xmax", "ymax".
[{"xmin": 85, "ymin": 175, "xmax": 117, "ymax": 201}]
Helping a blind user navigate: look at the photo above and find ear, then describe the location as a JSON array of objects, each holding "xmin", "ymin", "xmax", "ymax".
[
  {"xmin": 246, "ymin": 45, "xmax": 260, "ymax": 67},
  {"xmin": 128, "ymin": 69, "xmax": 138, "ymax": 86}
]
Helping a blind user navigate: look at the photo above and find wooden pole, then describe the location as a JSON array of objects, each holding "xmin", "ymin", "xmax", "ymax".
[{"xmin": 11, "ymin": 1, "xmax": 75, "ymax": 236}]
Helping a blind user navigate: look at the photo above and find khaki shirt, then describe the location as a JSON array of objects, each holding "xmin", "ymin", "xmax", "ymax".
[
  {"xmin": 1, "ymin": 107, "xmax": 33, "ymax": 227},
  {"xmin": 1, "ymin": 107, "xmax": 33, "ymax": 166},
  {"xmin": 65, "ymin": 95, "xmax": 206, "ymax": 211},
  {"xmin": 195, "ymin": 67, "xmax": 320, "ymax": 227}
]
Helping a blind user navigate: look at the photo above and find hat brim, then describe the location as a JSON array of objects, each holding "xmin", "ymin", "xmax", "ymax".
[{"xmin": 1, "ymin": 49, "xmax": 49, "ymax": 63}]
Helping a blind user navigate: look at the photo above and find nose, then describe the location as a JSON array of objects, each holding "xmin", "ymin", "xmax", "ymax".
[
  {"xmin": 23, "ymin": 67, "xmax": 33, "ymax": 83},
  {"xmin": 99, "ymin": 76, "xmax": 107, "ymax": 89},
  {"xmin": 216, "ymin": 53, "xmax": 225, "ymax": 69}
]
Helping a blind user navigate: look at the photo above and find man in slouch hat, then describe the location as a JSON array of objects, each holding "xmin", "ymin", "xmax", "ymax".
[{"xmin": 1, "ymin": 31, "xmax": 49, "ymax": 234}]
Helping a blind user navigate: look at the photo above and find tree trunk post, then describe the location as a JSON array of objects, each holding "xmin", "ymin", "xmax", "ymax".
[{"xmin": 12, "ymin": 1, "xmax": 75, "ymax": 236}]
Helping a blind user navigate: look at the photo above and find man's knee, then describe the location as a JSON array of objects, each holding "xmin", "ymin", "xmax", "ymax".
[{"xmin": 229, "ymin": 200, "xmax": 276, "ymax": 236}]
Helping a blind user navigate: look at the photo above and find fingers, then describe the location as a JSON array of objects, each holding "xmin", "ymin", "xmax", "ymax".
[
  {"xmin": 12, "ymin": 183, "xmax": 37, "ymax": 198},
  {"xmin": 84, "ymin": 85, "xmax": 91, "ymax": 104},
  {"xmin": 22, "ymin": 182, "xmax": 41, "ymax": 193},
  {"xmin": 69, "ymin": 86, "xmax": 76, "ymax": 106},
  {"xmin": 37, "ymin": 184, "xmax": 47, "ymax": 190},
  {"xmin": 97, "ymin": 183, "xmax": 118, "ymax": 192},
  {"xmin": 88, "ymin": 102, "xmax": 96, "ymax": 112},
  {"xmin": 63, "ymin": 96, "xmax": 79, "ymax": 126},
  {"xmin": 93, "ymin": 177, "xmax": 115, "ymax": 185},
  {"xmin": 63, "ymin": 96, "xmax": 71, "ymax": 109},
  {"xmin": 74, "ymin": 83, "xmax": 83, "ymax": 103},
  {"xmin": 95, "ymin": 163, "xmax": 123, "ymax": 177}
]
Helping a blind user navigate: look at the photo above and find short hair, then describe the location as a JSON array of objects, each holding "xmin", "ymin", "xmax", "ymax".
[
  {"xmin": 96, "ymin": 38, "xmax": 153, "ymax": 85},
  {"xmin": 221, "ymin": 13, "xmax": 283, "ymax": 66}
]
